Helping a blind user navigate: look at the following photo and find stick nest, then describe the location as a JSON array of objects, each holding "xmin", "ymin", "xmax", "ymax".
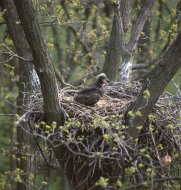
[{"xmin": 25, "ymin": 82, "xmax": 181, "ymax": 188}]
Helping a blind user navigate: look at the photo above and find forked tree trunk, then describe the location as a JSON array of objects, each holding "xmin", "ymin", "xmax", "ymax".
[{"xmin": 103, "ymin": 0, "xmax": 156, "ymax": 81}]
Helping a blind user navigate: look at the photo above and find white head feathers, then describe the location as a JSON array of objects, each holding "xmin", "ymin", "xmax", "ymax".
[{"xmin": 96, "ymin": 73, "xmax": 107, "ymax": 79}]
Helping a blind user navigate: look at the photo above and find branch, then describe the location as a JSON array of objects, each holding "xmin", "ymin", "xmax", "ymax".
[
  {"xmin": 0, "ymin": 51, "xmax": 32, "ymax": 63},
  {"xmin": 27, "ymin": 121, "xmax": 57, "ymax": 170},
  {"xmin": 127, "ymin": 0, "xmax": 156, "ymax": 55},
  {"xmin": 132, "ymin": 64, "xmax": 150, "ymax": 70},
  {"xmin": 155, "ymin": 0, "xmax": 163, "ymax": 41}
]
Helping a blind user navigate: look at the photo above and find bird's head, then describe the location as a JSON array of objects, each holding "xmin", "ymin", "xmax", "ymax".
[{"xmin": 95, "ymin": 73, "xmax": 109, "ymax": 87}]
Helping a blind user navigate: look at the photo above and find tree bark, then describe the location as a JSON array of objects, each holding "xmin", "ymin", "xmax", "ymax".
[
  {"xmin": 102, "ymin": 0, "xmax": 156, "ymax": 81},
  {"xmin": 136, "ymin": 18, "xmax": 151, "ymax": 78},
  {"xmin": 102, "ymin": 4, "xmax": 125, "ymax": 81},
  {"xmin": 126, "ymin": 29, "xmax": 181, "ymax": 138},
  {"xmin": 0, "ymin": 1, "xmax": 40, "ymax": 190},
  {"xmin": 120, "ymin": 0, "xmax": 132, "ymax": 33},
  {"xmin": 120, "ymin": 0, "xmax": 156, "ymax": 82},
  {"xmin": 137, "ymin": 19, "xmax": 151, "ymax": 65},
  {"xmin": 13, "ymin": 0, "xmax": 64, "ymax": 125},
  {"xmin": 0, "ymin": 0, "xmax": 40, "ymax": 96},
  {"xmin": 127, "ymin": 0, "xmax": 155, "ymax": 55}
]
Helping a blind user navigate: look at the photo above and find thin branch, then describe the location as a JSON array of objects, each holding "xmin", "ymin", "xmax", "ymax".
[
  {"xmin": 0, "ymin": 53, "xmax": 32, "ymax": 63},
  {"xmin": 155, "ymin": 0, "xmax": 163, "ymax": 42},
  {"xmin": 27, "ymin": 119, "xmax": 57, "ymax": 170},
  {"xmin": 0, "ymin": 40, "xmax": 32, "ymax": 62}
]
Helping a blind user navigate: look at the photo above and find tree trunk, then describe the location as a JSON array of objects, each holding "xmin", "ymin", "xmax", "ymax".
[
  {"xmin": 0, "ymin": 1, "xmax": 40, "ymax": 190},
  {"xmin": 13, "ymin": 0, "xmax": 64, "ymax": 125},
  {"xmin": 102, "ymin": 5, "xmax": 124, "ymax": 81},
  {"xmin": 120, "ymin": 0, "xmax": 132, "ymax": 33},
  {"xmin": 119, "ymin": 0, "xmax": 156, "ymax": 82},
  {"xmin": 102, "ymin": 0, "xmax": 156, "ymax": 82},
  {"xmin": 0, "ymin": 0, "xmax": 40, "ymax": 96},
  {"xmin": 126, "ymin": 29, "xmax": 181, "ymax": 138},
  {"xmin": 137, "ymin": 19, "xmax": 151, "ymax": 65}
]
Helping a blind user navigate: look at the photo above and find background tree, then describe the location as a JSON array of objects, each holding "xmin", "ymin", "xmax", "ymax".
[{"xmin": 0, "ymin": 1, "xmax": 44, "ymax": 190}]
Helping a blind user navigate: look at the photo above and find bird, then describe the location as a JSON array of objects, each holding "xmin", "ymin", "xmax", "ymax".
[{"xmin": 74, "ymin": 73, "xmax": 109, "ymax": 106}]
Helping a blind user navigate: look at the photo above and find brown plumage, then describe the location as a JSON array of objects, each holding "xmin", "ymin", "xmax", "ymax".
[{"xmin": 74, "ymin": 73, "xmax": 109, "ymax": 106}]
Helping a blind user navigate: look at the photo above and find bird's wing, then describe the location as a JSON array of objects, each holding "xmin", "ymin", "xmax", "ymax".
[{"xmin": 78, "ymin": 86, "xmax": 97, "ymax": 95}]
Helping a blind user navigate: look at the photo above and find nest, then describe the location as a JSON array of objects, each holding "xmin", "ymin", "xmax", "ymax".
[
  {"xmin": 59, "ymin": 82, "xmax": 180, "ymax": 130},
  {"xmin": 59, "ymin": 82, "xmax": 140, "ymax": 123},
  {"xmin": 24, "ymin": 82, "xmax": 181, "ymax": 189}
]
